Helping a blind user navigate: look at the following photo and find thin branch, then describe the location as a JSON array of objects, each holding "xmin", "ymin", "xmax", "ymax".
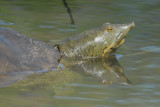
[{"xmin": 63, "ymin": 0, "xmax": 75, "ymax": 24}]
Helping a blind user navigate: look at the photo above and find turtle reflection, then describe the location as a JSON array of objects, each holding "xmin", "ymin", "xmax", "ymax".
[
  {"xmin": 0, "ymin": 55, "xmax": 131, "ymax": 87},
  {"xmin": 62, "ymin": 55, "xmax": 131, "ymax": 85}
]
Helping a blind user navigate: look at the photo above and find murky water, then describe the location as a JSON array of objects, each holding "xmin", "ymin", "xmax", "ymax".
[{"xmin": 0, "ymin": 0, "xmax": 160, "ymax": 107}]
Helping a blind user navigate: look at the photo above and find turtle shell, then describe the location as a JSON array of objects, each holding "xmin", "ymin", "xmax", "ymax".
[{"xmin": 0, "ymin": 27, "xmax": 60, "ymax": 72}]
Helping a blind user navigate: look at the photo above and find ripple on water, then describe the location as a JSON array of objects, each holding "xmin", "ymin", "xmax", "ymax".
[
  {"xmin": 135, "ymin": 84, "xmax": 158, "ymax": 89},
  {"xmin": 0, "ymin": 20, "xmax": 14, "ymax": 25},
  {"xmin": 96, "ymin": 105, "xmax": 112, "ymax": 107},
  {"xmin": 115, "ymin": 54, "xmax": 123, "ymax": 59},
  {"xmin": 69, "ymin": 83, "xmax": 105, "ymax": 88},
  {"xmin": 53, "ymin": 96, "xmax": 103, "ymax": 101},
  {"xmin": 39, "ymin": 25, "xmax": 55, "ymax": 29},
  {"xmin": 140, "ymin": 46, "xmax": 160, "ymax": 53},
  {"xmin": 153, "ymin": 92, "xmax": 160, "ymax": 95},
  {"xmin": 146, "ymin": 64, "xmax": 160, "ymax": 68},
  {"xmin": 148, "ymin": 100, "xmax": 160, "ymax": 103},
  {"xmin": 80, "ymin": 92, "xmax": 106, "ymax": 95},
  {"xmin": 115, "ymin": 99, "xmax": 130, "ymax": 104},
  {"xmin": 58, "ymin": 28, "xmax": 77, "ymax": 32},
  {"xmin": 128, "ymin": 92, "xmax": 145, "ymax": 96}
]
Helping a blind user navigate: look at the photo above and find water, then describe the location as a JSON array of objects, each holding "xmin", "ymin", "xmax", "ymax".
[{"xmin": 0, "ymin": 0, "xmax": 160, "ymax": 107}]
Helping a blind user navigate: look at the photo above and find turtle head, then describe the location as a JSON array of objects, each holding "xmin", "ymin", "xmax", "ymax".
[
  {"xmin": 97, "ymin": 22, "xmax": 135, "ymax": 55},
  {"xmin": 59, "ymin": 22, "xmax": 135, "ymax": 58}
]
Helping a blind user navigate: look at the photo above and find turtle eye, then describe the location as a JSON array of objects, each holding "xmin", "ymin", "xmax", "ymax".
[{"xmin": 107, "ymin": 26, "xmax": 113, "ymax": 32}]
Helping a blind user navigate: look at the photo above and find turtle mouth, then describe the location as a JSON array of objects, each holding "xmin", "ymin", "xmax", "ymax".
[
  {"xmin": 117, "ymin": 31, "xmax": 127, "ymax": 43},
  {"xmin": 110, "ymin": 39, "xmax": 125, "ymax": 51},
  {"xmin": 109, "ymin": 32, "xmax": 127, "ymax": 50},
  {"xmin": 104, "ymin": 32, "xmax": 126, "ymax": 53},
  {"xmin": 112, "ymin": 26, "xmax": 132, "ymax": 49}
]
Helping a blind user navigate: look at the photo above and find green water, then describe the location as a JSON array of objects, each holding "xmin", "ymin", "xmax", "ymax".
[{"xmin": 0, "ymin": 0, "xmax": 160, "ymax": 107}]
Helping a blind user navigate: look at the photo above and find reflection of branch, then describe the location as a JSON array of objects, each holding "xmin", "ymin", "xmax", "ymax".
[{"xmin": 63, "ymin": 0, "xmax": 75, "ymax": 24}]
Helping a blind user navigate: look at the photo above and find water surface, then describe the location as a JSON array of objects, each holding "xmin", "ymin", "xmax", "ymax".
[{"xmin": 0, "ymin": 0, "xmax": 160, "ymax": 107}]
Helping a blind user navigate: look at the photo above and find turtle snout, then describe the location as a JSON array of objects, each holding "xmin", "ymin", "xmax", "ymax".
[{"xmin": 129, "ymin": 22, "xmax": 135, "ymax": 29}]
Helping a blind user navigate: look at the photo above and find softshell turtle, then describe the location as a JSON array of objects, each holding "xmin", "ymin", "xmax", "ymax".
[{"xmin": 0, "ymin": 22, "xmax": 135, "ymax": 73}]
